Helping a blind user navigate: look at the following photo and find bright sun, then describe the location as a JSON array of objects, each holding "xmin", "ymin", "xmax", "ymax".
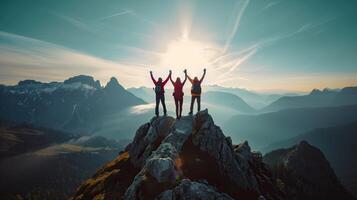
[{"xmin": 160, "ymin": 36, "xmax": 217, "ymax": 71}]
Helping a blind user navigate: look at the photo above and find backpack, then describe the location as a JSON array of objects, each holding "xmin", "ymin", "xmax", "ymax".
[
  {"xmin": 155, "ymin": 84, "xmax": 163, "ymax": 94},
  {"xmin": 191, "ymin": 82, "xmax": 201, "ymax": 94}
]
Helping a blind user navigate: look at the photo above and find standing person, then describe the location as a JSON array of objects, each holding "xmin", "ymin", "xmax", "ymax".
[
  {"xmin": 187, "ymin": 69, "xmax": 206, "ymax": 115},
  {"xmin": 170, "ymin": 69, "xmax": 187, "ymax": 119},
  {"xmin": 150, "ymin": 70, "xmax": 171, "ymax": 116}
]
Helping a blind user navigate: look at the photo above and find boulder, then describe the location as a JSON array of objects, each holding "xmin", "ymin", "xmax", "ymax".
[{"xmin": 157, "ymin": 179, "xmax": 234, "ymax": 200}]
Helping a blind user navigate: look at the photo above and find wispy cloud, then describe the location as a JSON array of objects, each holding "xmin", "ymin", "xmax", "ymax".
[
  {"xmin": 222, "ymin": 0, "xmax": 250, "ymax": 54},
  {"xmin": 263, "ymin": 1, "xmax": 281, "ymax": 10},
  {"xmin": 52, "ymin": 12, "xmax": 97, "ymax": 33},
  {"xmin": 296, "ymin": 18, "xmax": 335, "ymax": 34},
  {"xmin": 0, "ymin": 31, "xmax": 148, "ymax": 86},
  {"xmin": 97, "ymin": 10, "xmax": 133, "ymax": 21}
]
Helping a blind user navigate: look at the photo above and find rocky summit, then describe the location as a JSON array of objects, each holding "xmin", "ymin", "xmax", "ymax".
[{"xmin": 71, "ymin": 110, "xmax": 354, "ymax": 200}]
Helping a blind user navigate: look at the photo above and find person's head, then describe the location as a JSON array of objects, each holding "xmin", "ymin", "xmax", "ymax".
[
  {"xmin": 175, "ymin": 77, "xmax": 181, "ymax": 84},
  {"xmin": 194, "ymin": 77, "xmax": 199, "ymax": 82},
  {"xmin": 158, "ymin": 77, "xmax": 163, "ymax": 83}
]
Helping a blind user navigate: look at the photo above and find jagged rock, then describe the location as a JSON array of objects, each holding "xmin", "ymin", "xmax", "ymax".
[
  {"xmin": 124, "ymin": 115, "xmax": 194, "ymax": 199},
  {"xmin": 105, "ymin": 77, "xmax": 125, "ymax": 92},
  {"xmin": 128, "ymin": 116, "xmax": 175, "ymax": 168},
  {"xmin": 64, "ymin": 75, "xmax": 101, "ymax": 89},
  {"xmin": 71, "ymin": 110, "xmax": 353, "ymax": 200},
  {"xmin": 191, "ymin": 110, "xmax": 259, "ymax": 192},
  {"xmin": 146, "ymin": 156, "xmax": 176, "ymax": 183},
  {"xmin": 156, "ymin": 179, "xmax": 234, "ymax": 200},
  {"xmin": 263, "ymin": 140, "xmax": 356, "ymax": 200},
  {"xmin": 234, "ymin": 141, "xmax": 253, "ymax": 162}
]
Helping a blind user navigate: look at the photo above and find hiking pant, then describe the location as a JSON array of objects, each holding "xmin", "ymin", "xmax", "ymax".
[
  {"xmin": 174, "ymin": 97, "xmax": 183, "ymax": 118},
  {"xmin": 155, "ymin": 94, "xmax": 167, "ymax": 116},
  {"xmin": 190, "ymin": 96, "xmax": 201, "ymax": 113}
]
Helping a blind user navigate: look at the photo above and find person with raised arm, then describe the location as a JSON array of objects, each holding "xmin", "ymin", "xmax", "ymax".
[
  {"xmin": 170, "ymin": 69, "xmax": 187, "ymax": 119},
  {"xmin": 150, "ymin": 70, "xmax": 171, "ymax": 117},
  {"xmin": 187, "ymin": 68, "xmax": 206, "ymax": 115}
]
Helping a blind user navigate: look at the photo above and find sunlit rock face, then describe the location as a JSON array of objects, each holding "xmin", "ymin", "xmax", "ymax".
[{"xmin": 71, "ymin": 110, "xmax": 354, "ymax": 200}]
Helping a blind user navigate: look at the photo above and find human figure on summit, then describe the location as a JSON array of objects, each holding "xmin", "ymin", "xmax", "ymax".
[
  {"xmin": 187, "ymin": 68, "xmax": 206, "ymax": 115},
  {"xmin": 170, "ymin": 69, "xmax": 187, "ymax": 119},
  {"xmin": 150, "ymin": 70, "xmax": 171, "ymax": 116}
]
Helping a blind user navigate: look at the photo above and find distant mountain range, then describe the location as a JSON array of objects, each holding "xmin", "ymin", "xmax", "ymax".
[
  {"xmin": 127, "ymin": 87, "xmax": 257, "ymax": 124},
  {"xmin": 0, "ymin": 75, "xmax": 145, "ymax": 135},
  {"xmin": 263, "ymin": 121, "xmax": 357, "ymax": 197},
  {"xmin": 204, "ymin": 91, "xmax": 256, "ymax": 114},
  {"xmin": 127, "ymin": 87, "xmax": 256, "ymax": 114},
  {"xmin": 128, "ymin": 85, "xmax": 297, "ymax": 109},
  {"xmin": 205, "ymin": 85, "xmax": 299, "ymax": 109},
  {"xmin": 0, "ymin": 120, "xmax": 122, "ymax": 199},
  {"xmin": 262, "ymin": 87, "xmax": 357, "ymax": 112},
  {"xmin": 224, "ymin": 104, "xmax": 357, "ymax": 149}
]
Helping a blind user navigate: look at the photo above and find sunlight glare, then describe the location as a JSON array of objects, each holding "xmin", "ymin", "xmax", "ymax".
[{"xmin": 160, "ymin": 36, "xmax": 217, "ymax": 72}]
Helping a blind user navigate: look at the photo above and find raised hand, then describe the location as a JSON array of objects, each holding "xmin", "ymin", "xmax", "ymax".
[
  {"xmin": 150, "ymin": 70, "xmax": 153, "ymax": 74},
  {"xmin": 203, "ymin": 68, "xmax": 206, "ymax": 72},
  {"xmin": 184, "ymin": 69, "xmax": 187, "ymax": 73}
]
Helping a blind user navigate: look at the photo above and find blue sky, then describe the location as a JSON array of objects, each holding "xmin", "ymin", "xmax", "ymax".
[{"xmin": 0, "ymin": 0, "xmax": 356, "ymax": 92}]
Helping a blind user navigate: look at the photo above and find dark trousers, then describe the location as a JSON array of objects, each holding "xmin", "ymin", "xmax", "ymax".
[
  {"xmin": 174, "ymin": 97, "xmax": 183, "ymax": 118},
  {"xmin": 155, "ymin": 94, "xmax": 167, "ymax": 116},
  {"xmin": 190, "ymin": 96, "xmax": 201, "ymax": 113}
]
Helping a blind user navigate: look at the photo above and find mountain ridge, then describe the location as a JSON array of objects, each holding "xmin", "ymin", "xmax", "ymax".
[
  {"xmin": 71, "ymin": 110, "xmax": 354, "ymax": 200},
  {"xmin": 0, "ymin": 75, "xmax": 145, "ymax": 134},
  {"xmin": 262, "ymin": 121, "xmax": 357, "ymax": 197},
  {"xmin": 225, "ymin": 104, "xmax": 357, "ymax": 149},
  {"xmin": 262, "ymin": 86, "xmax": 357, "ymax": 112}
]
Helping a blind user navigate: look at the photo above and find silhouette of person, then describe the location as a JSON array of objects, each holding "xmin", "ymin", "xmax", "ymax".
[
  {"xmin": 187, "ymin": 69, "xmax": 206, "ymax": 115},
  {"xmin": 170, "ymin": 69, "xmax": 187, "ymax": 119},
  {"xmin": 150, "ymin": 70, "xmax": 171, "ymax": 116}
]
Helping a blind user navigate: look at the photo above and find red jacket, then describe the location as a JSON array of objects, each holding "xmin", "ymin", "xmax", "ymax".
[{"xmin": 170, "ymin": 75, "xmax": 187, "ymax": 99}]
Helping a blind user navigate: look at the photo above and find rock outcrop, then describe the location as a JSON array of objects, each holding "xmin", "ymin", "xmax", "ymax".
[
  {"xmin": 263, "ymin": 140, "xmax": 356, "ymax": 200},
  {"xmin": 71, "ymin": 110, "xmax": 353, "ymax": 200}
]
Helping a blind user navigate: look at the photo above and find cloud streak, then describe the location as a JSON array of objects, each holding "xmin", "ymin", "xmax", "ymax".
[
  {"xmin": 98, "ymin": 10, "xmax": 133, "ymax": 21},
  {"xmin": 0, "ymin": 31, "xmax": 148, "ymax": 86},
  {"xmin": 222, "ymin": 0, "xmax": 250, "ymax": 54},
  {"xmin": 52, "ymin": 12, "xmax": 97, "ymax": 33}
]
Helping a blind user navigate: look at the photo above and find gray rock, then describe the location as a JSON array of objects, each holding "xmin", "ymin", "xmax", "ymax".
[
  {"xmin": 128, "ymin": 116, "xmax": 175, "ymax": 168},
  {"xmin": 124, "ymin": 115, "xmax": 194, "ymax": 199},
  {"xmin": 156, "ymin": 179, "xmax": 234, "ymax": 200},
  {"xmin": 192, "ymin": 109, "xmax": 260, "ymax": 192},
  {"xmin": 145, "ymin": 146, "xmax": 177, "ymax": 183},
  {"xmin": 234, "ymin": 140, "xmax": 252, "ymax": 162}
]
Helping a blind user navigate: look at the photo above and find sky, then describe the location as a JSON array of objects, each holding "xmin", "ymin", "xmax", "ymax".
[{"xmin": 0, "ymin": 0, "xmax": 356, "ymax": 92}]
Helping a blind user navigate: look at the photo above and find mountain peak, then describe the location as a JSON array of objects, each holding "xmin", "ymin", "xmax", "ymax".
[
  {"xmin": 104, "ymin": 77, "xmax": 124, "ymax": 91},
  {"xmin": 71, "ymin": 110, "xmax": 284, "ymax": 200},
  {"xmin": 340, "ymin": 86, "xmax": 357, "ymax": 95},
  {"xmin": 71, "ymin": 110, "xmax": 354, "ymax": 200},
  {"xmin": 18, "ymin": 79, "xmax": 43, "ymax": 86},
  {"xmin": 264, "ymin": 140, "xmax": 355, "ymax": 200},
  {"xmin": 64, "ymin": 75, "xmax": 101, "ymax": 89},
  {"xmin": 310, "ymin": 88, "xmax": 322, "ymax": 95}
]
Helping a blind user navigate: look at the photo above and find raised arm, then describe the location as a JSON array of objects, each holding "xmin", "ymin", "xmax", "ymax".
[
  {"xmin": 182, "ymin": 69, "xmax": 188, "ymax": 85},
  {"xmin": 162, "ymin": 70, "xmax": 172, "ymax": 86},
  {"xmin": 150, "ymin": 71, "xmax": 157, "ymax": 84},
  {"xmin": 200, "ymin": 68, "xmax": 206, "ymax": 83},
  {"xmin": 169, "ymin": 71, "xmax": 174, "ymax": 85},
  {"xmin": 187, "ymin": 74, "xmax": 193, "ymax": 84}
]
